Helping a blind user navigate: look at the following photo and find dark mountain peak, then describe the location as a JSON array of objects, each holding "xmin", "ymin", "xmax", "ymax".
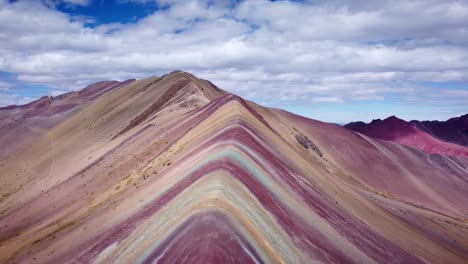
[
  {"xmin": 346, "ymin": 121, "xmax": 366, "ymax": 126},
  {"xmin": 344, "ymin": 114, "xmax": 418, "ymax": 142},
  {"xmin": 343, "ymin": 121, "xmax": 367, "ymax": 132},
  {"xmin": 346, "ymin": 116, "xmax": 407, "ymax": 130},
  {"xmin": 446, "ymin": 113, "xmax": 468, "ymax": 123},
  {"xmin": 383, "ymin": 115, "xmax": 405, "ymax": 123},
  {"xmin": 410, "ymin": 113, "xmax": 468, "ymax": 146},
  {"xmin": 345, "ymin": 112, "xmax": 468, "ymax": 153}
]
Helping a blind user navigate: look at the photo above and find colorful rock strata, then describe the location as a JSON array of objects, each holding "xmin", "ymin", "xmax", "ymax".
[{"xmin": 0, "ymin": 71, "xmax": 467, "ymax": 263}]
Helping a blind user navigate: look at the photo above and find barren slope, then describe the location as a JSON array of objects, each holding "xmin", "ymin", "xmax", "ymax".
[
  {"xmin": 0, "ymin": 80, "xmax": 134, "ymax": 161},
  {"xmin": 0, "ymin": 71, "xmax": 467, "ymax": 264}
]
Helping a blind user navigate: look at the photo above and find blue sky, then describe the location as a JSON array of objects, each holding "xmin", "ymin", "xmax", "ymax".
[
  {"xmin": 54, "ymin": 0, "xmax": 160, "ymax": 25},
  {"xmin": 0, "ymin": 0, "xmax": 467, "ymax": 123}
]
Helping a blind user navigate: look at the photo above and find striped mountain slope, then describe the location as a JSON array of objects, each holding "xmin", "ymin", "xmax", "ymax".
[{"xmin": 0, "ymin": 71, "xmax": 467, "ymax": 263}]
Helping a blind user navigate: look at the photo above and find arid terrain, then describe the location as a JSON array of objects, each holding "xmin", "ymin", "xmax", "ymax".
[{"xmin": 0, "ymin": 71, "xmax": 467, "ymax": 263}]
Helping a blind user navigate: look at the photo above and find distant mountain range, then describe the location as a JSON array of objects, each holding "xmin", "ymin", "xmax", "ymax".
[
  {"xmin": 345, "ymin": 115, "xmax": 468, "ymax": 157},
  {"xmin": 1, "ymin": 71, "xmax": 467, "ymax": 263},
  {"xmin": 410, "ymin": 115, "xmax": 468, "ymax": 147}
]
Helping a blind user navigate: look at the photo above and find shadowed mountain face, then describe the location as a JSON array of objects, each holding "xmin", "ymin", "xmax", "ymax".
[
  {"xmin": 410, "ymin": 115, "xmax": 468, "ymax": 147},
  {"xmin": 0, "ymin": 71, "xmax": 467, "ymax": 263},
  {"xmin": 345, "ymin": 116, "xmax": 468, "ymax": 157}
]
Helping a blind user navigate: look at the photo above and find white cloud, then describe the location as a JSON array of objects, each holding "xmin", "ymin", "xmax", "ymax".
[
  {"xmin": 0, "ymin": 0, "xmax": 467, "ymax": 122},
  {"xmin": 312, "ymin": 97, "xmax": 345, "ymax": 103},
  {"xmin": 62, "ymin": 0, "xmax": 90, "ymax": 6},
  {"xmin": 0, "ymin": 81, "xmax": 12, "ymax": 90}
]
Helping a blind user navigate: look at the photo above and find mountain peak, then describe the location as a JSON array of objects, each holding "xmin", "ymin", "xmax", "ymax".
[
  {"xmin": 384, "ymin": 115, "xmax": 401, "ymax": 121},
  {"xmin": 1, "ymin": 71, "xmax": 468, "ymax": 263},
  {"xmin": 161, "ymin": 70, "xmax": 199, "ymax": 82},
  {"xmin": 345, "ymin": 113, "xmax": 468, "ymax": 156}
]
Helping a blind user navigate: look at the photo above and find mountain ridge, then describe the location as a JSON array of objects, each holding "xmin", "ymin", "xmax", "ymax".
[
  {"xmin": 410, "ymin": 114, "xmax": 468, "ymax": 147},
  {"xmin": 344, "ymin": 115, "xmax": 468, "ymax": 157},
  {"xmin": 1, "ymin": 71, "xmax": 467, "ymax": 263}
]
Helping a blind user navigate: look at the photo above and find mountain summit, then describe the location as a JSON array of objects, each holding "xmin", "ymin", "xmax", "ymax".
[{"xmin": 1, "ymin": 71, "xmax": 467, "ymax": 263}]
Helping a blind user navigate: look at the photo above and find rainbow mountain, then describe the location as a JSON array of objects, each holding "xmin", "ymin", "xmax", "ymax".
[{"xmin": 0, "ymin": 71, "xmax": 467, "ymax": 263}]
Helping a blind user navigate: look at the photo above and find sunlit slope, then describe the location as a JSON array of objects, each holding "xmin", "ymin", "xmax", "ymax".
[
  {"xmin": 0, "ymin": 80, "xmax": 133, "ymax": 161},
  {"xmin": 0, "ymin": 71, "xmax": 467, "ymax": 263}
]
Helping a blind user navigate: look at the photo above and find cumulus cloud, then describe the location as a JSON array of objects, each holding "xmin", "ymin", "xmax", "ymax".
[{"xmin": 0, "ymin": 0, "xmax": 467, "ymax": 122}]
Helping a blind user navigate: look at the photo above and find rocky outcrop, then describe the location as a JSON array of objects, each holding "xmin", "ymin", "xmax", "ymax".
[{"xmin": 295, "ymin": 132, "xmax": 323, "ymax": 157}]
